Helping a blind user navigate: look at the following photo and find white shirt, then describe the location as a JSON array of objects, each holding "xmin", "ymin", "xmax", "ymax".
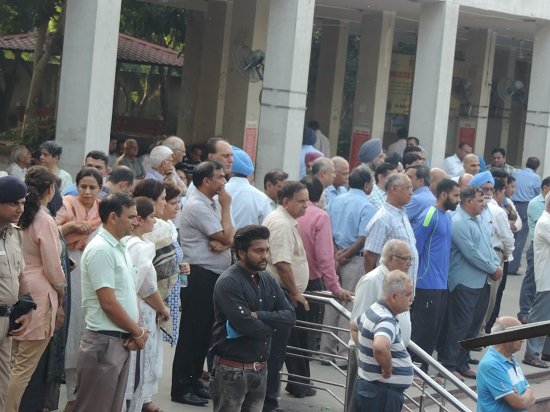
[
  {"xmin": 314, "ymin": 130, "xmax": 331, "ymax": 157},
  {"xmin": 350, "ymin": 264, "xmax": 411, "ymax": 346},
  {"xmin": 534, "ymin": 210, "xmax": 550, "ymax": 292},
  {"xmin": 225, "ymin": 177, "xmax": 273, "ymax": 230},
  {"xmin": 6, "ymin": 163, "xmax": 26, "ymax": 180},
  {"xmin": 487, "ymin": 200, "xmax": 515, "ymax": 260},
  {"xmin": 443, "ymin": 154, "xmax": 464, "ymax": 178}
]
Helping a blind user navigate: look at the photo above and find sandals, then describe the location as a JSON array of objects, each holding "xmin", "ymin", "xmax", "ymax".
[
  {"xmin": 142, "ymin": 402, "xmax": 163, "ymax": 412},
  {"xmin": 523, "ymin": 356, "xmax": 549, "ymax": 369}
]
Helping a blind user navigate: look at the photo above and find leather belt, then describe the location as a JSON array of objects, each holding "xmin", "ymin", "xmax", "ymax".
[
  {"xmin": 95, "ymin": 330, "xmax": 131, "ymax": 339},
  {"xmin": 215, "ymin": 356, "xmax": 266, "ymax": 371},
  {"xmin": 0, "ymin": 305, "xmax": 13, "ymax": 317}
]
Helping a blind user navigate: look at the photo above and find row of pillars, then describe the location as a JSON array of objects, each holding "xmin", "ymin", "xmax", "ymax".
[{"xmin": 53, "ymin": 0, "xmax": 550, "ymax": 180}]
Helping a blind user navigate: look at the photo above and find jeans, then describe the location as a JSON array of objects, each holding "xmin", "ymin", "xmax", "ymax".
[
  {"xmin": 210, "ymin": 363, "xmax": 267, "ymax": 412},
  {"xmin": 518, "ymin": 242, "xmax": 535, "ymax": 318},
  {"xmin": 355, "ymin": 379, "xmax": 404, "ymax": 412}
]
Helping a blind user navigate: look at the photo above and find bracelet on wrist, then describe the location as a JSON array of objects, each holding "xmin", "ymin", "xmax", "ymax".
[{"xmin": 134, "ymin": 327, "xmax": 145, "ymax": 339}]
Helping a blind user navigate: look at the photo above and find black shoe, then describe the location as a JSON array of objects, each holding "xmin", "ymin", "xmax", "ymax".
[
  {"xmin": 542, "ymin": 354, "xmax": 550, "ymax": 362},
  {"xmin": 171, "ymin": 392, "xmax": 208, "ymax": 406},
  {"xmin": 194, "ymin": 386, "xmax": 211, "ymax": 399},
  {"xmin": 467, "ymin": 358, "xmax": 480, "ymax": 365}
]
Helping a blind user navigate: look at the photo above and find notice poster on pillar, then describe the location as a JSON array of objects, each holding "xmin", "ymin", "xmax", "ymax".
[
  {"xmin": 349, "ymin": 126, "xmax": 371, "ymax": 169},
  {"xmin": 387, "ymin": 54, "xmax": 415, "ymax": 114},
  {"xmin": 244, "ymin": 121, "xmax": 258, "ymax": 163}
]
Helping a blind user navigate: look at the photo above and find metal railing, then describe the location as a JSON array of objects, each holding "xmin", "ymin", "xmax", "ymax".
[{"xmin": 282, "ymin": 291, "xmax": 476, "ymax": 412}]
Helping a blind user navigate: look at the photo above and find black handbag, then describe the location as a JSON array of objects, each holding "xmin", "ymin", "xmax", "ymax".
[{"xmin": 8, "ymin": 293, "xmax": 37, "ymax": 335}]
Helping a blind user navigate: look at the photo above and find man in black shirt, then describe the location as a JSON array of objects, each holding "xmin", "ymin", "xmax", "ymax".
[{"xmin": 210, "ymin": 225, "xmax": 295, "ymax": 412}]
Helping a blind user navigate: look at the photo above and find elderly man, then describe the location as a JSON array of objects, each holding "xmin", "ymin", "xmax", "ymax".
[
  {"xmin": 405, "ymin": 165, "xmax": 435, "ymax": 224},
  {"xmin": 163, "ymin": 136, "xmax": 187, "ymax": 164},
  {"xmin": 369, "ymin": 163, "xmax": 397, "ymax": 210},
  {"xmin": 116, "ymin": 138, "xmax": 145, "ymax": 179},
  {"xmin": 0, "ymin": 177, "xmax": 32, "ymax": 412},
  {"xmin": 358, "ymin": 138, "xmax": 385, "ymax": 174},
  {"xmin": 429, "ymin": 168, "xmax": 448, "ymax": 196},
  {"xmin": 364, "ymin": 174, "xmax": 419, "ymax": 289},
  {"xmin": 311, "ymin": 157, "xmax": 335, "ymax": 210},
  {"xmin": 443, "ymin": 142, "xmax": 472, "ymax": 178},
  {"xmin": 6, "ymin": 145, "xmax": 31, "ymax": 180},
  {"xmin": 262, "ymin": 181, "xmax": 309, "ymax": 411},
  {"xmin": 172, "ymin": 161, "xmax": 234, "ymax": 406},
  {"xmin": 439, "ymin": 186, "xmax": 501, "ymax": 379},
  {"xmin": 412, "ymin": 179, "xmax": 460, "ymax": 371},
  {"xmin": 325, "ymin": 156, "xmax": 349, "ymax": 208},
  {"xmin": 477, "ymin": 317, "xmax": 535, "ymax": 411},
  {"xmin": 144, "ymin": 146, "xmax": 174, "ymax": 181},
  {"xmin": 225, "ymin": 147, "xmax": 272, "ymax": 229},
  {"xmin": 351, "ymin": 270, "xmax": 414, "ymax": 412},
  {"xmin": 463, "ymin": 153, "xmax": 481, "ymax": 176},
  {"xmin": 523, "ymin": 192, "xmax": 550, "ymax": 368}
]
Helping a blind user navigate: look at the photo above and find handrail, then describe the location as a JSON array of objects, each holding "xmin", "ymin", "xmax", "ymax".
[{"xmin": 300, "ymin": 291, "xmax": 476, "ymax": 411}]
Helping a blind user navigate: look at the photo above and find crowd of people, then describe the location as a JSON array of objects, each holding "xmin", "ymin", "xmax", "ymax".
[{"xmin": 0, "ymin": 125, "xmax": 544, "ymax": 412}]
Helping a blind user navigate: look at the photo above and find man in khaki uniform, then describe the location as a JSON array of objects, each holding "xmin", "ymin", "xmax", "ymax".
[{"xmin": 0, "ymin": 176, "xmax": 32, "ymax": 410}]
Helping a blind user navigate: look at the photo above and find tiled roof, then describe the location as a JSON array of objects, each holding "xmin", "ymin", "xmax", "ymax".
[{"xmin": 0, "ymin": 32, "xmax": 183, "ymax": 67}]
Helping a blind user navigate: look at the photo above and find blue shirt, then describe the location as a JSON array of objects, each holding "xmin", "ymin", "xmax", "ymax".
[
  {"xmin": 325, "ymin": 185, "xmax": 347, "ymax": 210},
  {"xmin": 225, "ymin": 177, "xmax": 272, "ymax": 230},
  {"xmin": 511, "ymin": 168, "xmax": 541, "ymax": 202},
  {"xmin": 527, "ymin": 193, "xmax": 545, "ymax": 240},
  {"xmin": 448, "ymin": 207, "xmax": 500, "ymax": 291},
  {"xmin": 299, "ymin": 145, "xmax": 322, "ymax": 177},
  {"xmin": 405, "ymin": 186, "xmax": 436, "ymax": 223},
  {"xmin": 328, "ymin": 188, "xmax": 376, "ymax": 250},
  {"xmin": 413, "ymin": 206, "xmax": 452, "ymax": 290},
  {"xmin": 477, "ymin": 347, "xmax": 529, "ymax": 412}
]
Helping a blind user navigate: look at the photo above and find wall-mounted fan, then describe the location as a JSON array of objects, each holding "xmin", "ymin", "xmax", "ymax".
[
  {"xmin": 230, "ymin": 44, "xmax": 265, "ymax": 83},
  {"xmin": 496, "ymin": 77, "xmax": 527, "ymax": 107}
]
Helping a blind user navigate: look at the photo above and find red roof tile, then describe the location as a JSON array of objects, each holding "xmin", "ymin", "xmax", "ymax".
[{"xmin": 0, "ymin": 32, "xmax": 183, "ymax": 67}]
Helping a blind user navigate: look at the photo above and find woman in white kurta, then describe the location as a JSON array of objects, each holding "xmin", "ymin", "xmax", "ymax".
[{"xmin": 124, "ymin": 197, "xmax": 170, "ymax": 412}]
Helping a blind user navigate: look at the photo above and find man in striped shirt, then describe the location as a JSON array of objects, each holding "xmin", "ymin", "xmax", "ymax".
[{"xmin": 350, "ymin": 270, "xmax": 414, "ymax": 411}]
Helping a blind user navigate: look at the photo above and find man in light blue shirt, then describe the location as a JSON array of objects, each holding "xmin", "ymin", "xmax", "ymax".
[
  {"xmin": 324, "ymin": 156, "xmax": 349, "ymax": 209},
  {"xmin": 321, "ymin": 167, "xmax": 376, "ymax": 366},
  {"xmin": 518, "ymin": 176, "xmax": 550, "ymax": 323},
  {"xmin": 439, "ymin": 186, "xmax": 501, "ymax": 380},
  {"xmin": 225, "ymin": 147, "xmax": 272, "ymax": 229},
  {"xmin": 477, "ymin": 317, "xmax": 535, "ymax": 411},
  {"xmin": 510, "ymin": 157, "xmax": 542, "ymax": 275},
  {"xmin": 404, "ymin": 165, "xmax": 436, "ymax": 223}
]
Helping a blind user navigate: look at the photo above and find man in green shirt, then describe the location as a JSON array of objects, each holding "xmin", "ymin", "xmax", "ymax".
[{"xmin": 72, "ymin": 193, "xmax": 149, "ymax": 412}]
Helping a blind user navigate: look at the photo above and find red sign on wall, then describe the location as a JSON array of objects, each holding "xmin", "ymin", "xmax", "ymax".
[{"xmin": 244, "ymin": 121, "xmax": 258, "ymax": 163}]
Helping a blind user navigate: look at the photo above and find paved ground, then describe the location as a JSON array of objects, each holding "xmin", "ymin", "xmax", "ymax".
[{"xmin": 52, "ymin": 252, "xmax": 550, "ymax": 412}]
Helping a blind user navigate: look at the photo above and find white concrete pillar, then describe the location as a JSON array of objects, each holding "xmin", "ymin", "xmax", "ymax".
[
  {"xmin": 463, "ymin": 29, "xmax": 497, "ymax": 156},
  {"xmin": 311, "ymin": 20, "xmax": 349, "ymax": 156},
  {"xmin": 352, "ymin": 12, "xmax": 396, "ymax": 141},
  {"xmin": 55, "ymin": 0, "xmax": 122, "ymax": 176},
  {"xmin": 222, "ymin": 0, "xmax": 268, "ymax": 147},
  {"xmin": 409, "ymin": 2, "xmax": 459, "ymax": 168},
  {"xmin": 191, "ymin": 1, "xmax": 232, "ymax": 141},
  {"xmin": 523, "ymin": 23, "xmax": 550, "ymax": 177},
  {"xmin": 177, "ymin": 10, "xmax": 205, "ymax": 141},
  {"xmin": 256, "ymin": 0, "xmax": 315, "ymax": 181}
]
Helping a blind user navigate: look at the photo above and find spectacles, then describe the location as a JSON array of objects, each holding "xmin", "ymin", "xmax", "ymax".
[
  {"xmin": 392, "ymin": 255, "xmax": 412, "ymax": 263},
  {"xmin": 480, "ymin": 187, "xmax": 494, "ymax": 194}
]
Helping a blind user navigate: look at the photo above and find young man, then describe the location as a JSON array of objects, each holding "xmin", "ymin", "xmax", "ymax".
[
  {"xmin": 210, "ymin": 225, "xmax": 295, "ymax": 412},
  {"xmin": 73, "ymin": 193, "xmax": 149, "ymax": 412}
]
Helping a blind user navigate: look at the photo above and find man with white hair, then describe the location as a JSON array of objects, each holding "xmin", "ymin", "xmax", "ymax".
[
  {"xmin": 163, "ymin": 136, "xmax": 187, "ymax": 164},
  {"xmin": 312, "ymin": 157, "xmax": 335, "ymax": 210},
  {"xmin": 6, "ymin": 145, "xmax": 31, "ymax": 180},
  {"xmin": 325, "ymin": 156, "xmax": 349, "ymax": 209},
  {"xmin": 144, "ymin": 145, "xmax": 185, "ymax": 192},
  {"xmin": 351, "ymin": 270, "xmax": 414, "ymax": 412}
]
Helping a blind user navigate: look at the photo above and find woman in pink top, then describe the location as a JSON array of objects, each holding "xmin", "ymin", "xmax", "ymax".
[{"xmin": 5, "ymin": 166, "xmax": 66, "ymax": 412}]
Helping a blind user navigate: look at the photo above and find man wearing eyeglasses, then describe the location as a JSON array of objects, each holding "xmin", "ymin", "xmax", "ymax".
[{"xmin": 439, "ymin": 185, "xmax": 501, "ymax": 380}]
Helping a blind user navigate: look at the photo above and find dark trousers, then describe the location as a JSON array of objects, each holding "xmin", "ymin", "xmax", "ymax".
[
  {"xmin": 509, "ymin": 201, "xmax": 529, "ymax": 274},
  {"xmin": 171, "ymin": 265, "xmax": 218, "ymax": 396},
  {"xmin": 284, "ymin": 279, "xmax": 323, "ymax": 395},
  {"xmin": 518, "ymin": 241, "xmax": 535, "ymax": 318},
  {"xmin": 210, "ymin": 363, "xmax": 267, "ymax": 412},
  {"xmin": 439, "ymin": 283, "xmax": 490, "ymax": 372},
  {"xmin": 355, "ymin": 379, "xmax": 404, "ymax": 412},
  {"xmin": 411, "ymin": 289, "xmax": 448, "ymax": 371},
  {"xmin": 486, "ymin": 261, "xmax": 509, "ymax": 333}
]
